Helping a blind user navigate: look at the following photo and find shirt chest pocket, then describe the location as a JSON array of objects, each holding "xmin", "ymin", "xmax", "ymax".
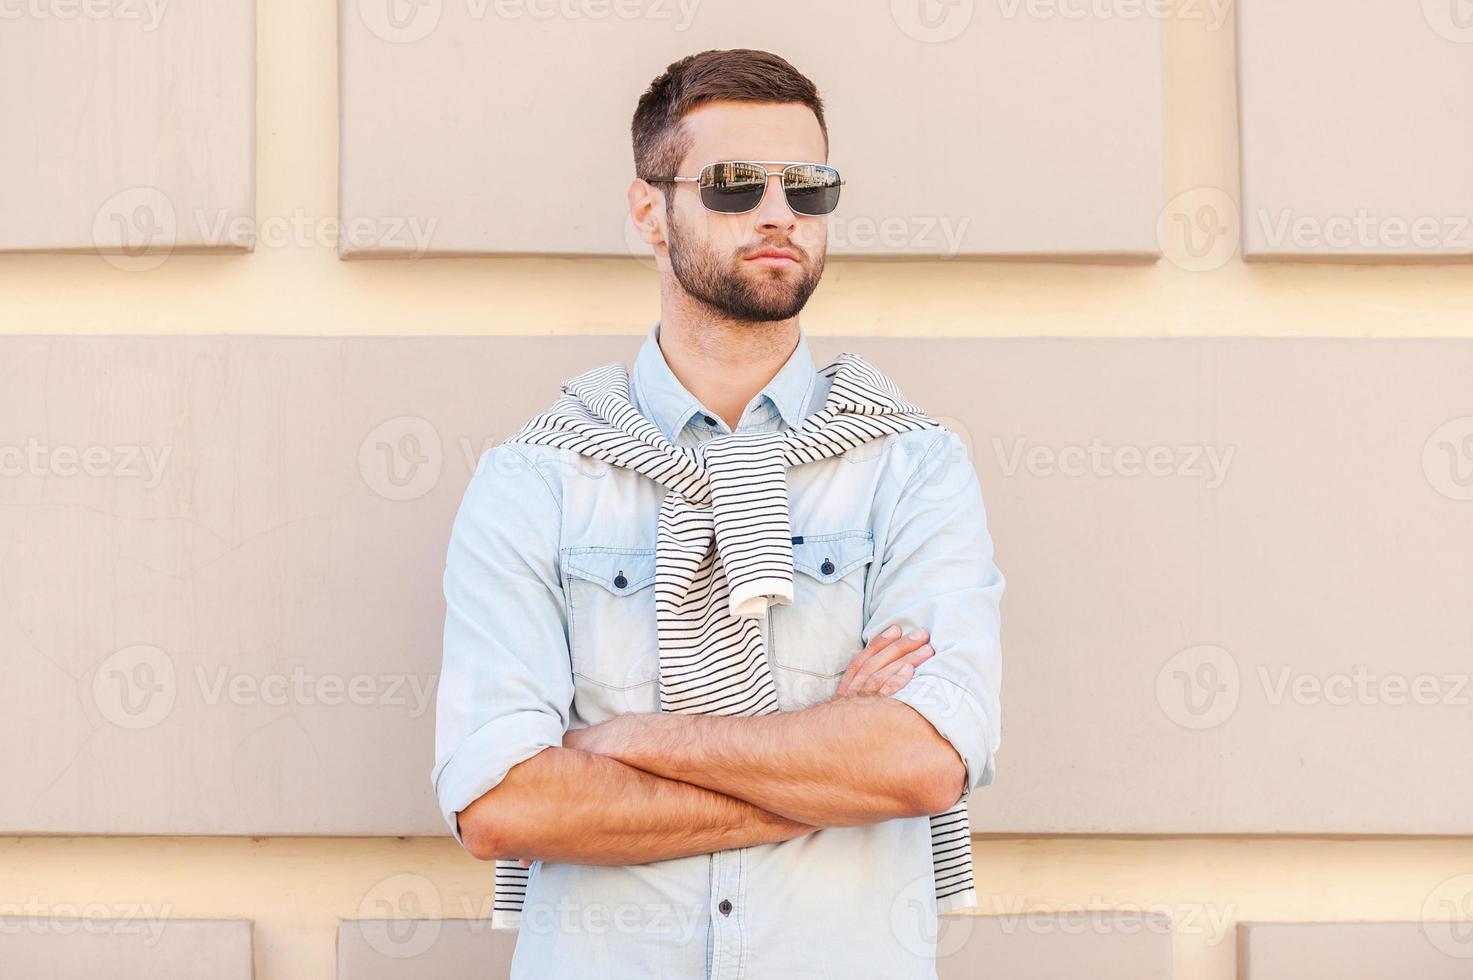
[
  {"xmin": 769, "ymin": 531, "xmax": 876, "ymax": 709},
  {"xmin": 562, "ymin": 547, "xmax": 660, "ymax": 691}
]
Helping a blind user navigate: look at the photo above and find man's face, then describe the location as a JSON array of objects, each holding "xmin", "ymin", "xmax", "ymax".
[{"xmin": 644, "ymin": 100, "xmax": 830, "ymax": 323}]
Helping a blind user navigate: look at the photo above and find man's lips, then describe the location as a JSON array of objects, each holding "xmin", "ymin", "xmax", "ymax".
[{"xmin": 746, "ymin": 251, "xmax": 799, "ymax": 267}]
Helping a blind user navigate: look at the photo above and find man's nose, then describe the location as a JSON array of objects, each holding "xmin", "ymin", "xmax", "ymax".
[{"xmin": 754, "ymin": 173, "xmax": 797, "ymax": 230}]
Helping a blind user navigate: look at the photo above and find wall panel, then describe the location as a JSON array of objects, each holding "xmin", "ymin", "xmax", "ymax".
[
  {"xmin": 339, "ymin": 1, "xmax": 1161, "ymax": 258},
  {"xmin": 1239, "ymin": 921, "xmax": 1473, "ymax": 979},
  {"xmin": 1238, "ymin": 1, "xmax": 1473, "ymax": 259},
  {"xmin": 0, "ymin": 2, "xmax": 255, "ymax": 255},
  {"xmin": 0, "ymin": 918, "xmax": 252, "ymax": 979},
  {"xmin": 2, "ymin": 335, "xmax": 1470, "ymax": 834}
]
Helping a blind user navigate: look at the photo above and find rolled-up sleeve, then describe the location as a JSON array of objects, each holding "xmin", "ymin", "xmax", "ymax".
[
  {"xmin": 431, "ymin": 444, "xmax": 573, "ymax": 846},
  {"xmin": 874, "ymin": 430, "xmax": 1004, "ymax": 806}
]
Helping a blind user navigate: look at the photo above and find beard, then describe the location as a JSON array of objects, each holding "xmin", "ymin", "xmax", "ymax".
[{"xmin": 667, "ymin": 211, "xmax": 825, "ymax": 323}]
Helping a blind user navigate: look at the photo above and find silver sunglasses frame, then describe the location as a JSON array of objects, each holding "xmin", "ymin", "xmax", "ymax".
[{"xmin": 644, "ymin": 160, "xmax": 845, "ymax": 215}]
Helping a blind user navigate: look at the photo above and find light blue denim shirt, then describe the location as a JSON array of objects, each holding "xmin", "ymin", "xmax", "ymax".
[{"xmin": 432, "ymin": 320, "xmax": 1004, "ymax": 979}]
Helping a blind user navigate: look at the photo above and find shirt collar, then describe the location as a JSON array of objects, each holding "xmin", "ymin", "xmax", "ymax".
[{"xmin": 631, "ymin": 319, "xmax": 816, "ymax": 442}]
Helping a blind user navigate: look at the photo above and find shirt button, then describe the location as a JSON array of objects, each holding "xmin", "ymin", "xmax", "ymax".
[
  {"xmin": 718, "ymin": 899, "xmax": 732, "ymax": 916},
  {"xmin": 820, "ymin": 559, "xmax": 835, "ymax": 575},
  {"xmin": 703, "ymin": 415, "xmax": 717, "ymax": 426}
]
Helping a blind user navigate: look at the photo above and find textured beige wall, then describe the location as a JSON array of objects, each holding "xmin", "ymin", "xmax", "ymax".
[
  {"xmin": 1, "ymin": 0, "xmax": 1472, "ymax": 336},
  {"xmin": 4, "ymin": 838, "xmax": 1473, "ymax": 980},
  {"xmin": 2, "ymin": 1, "xmax": 1470, "ymax": 978}
]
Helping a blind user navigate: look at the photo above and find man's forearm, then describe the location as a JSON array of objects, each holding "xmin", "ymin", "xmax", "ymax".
[
  {"xmin": 576, "ymin": 695, "xmax": 963, "ymax": 828},
  {"xmin": 459, "ymin": 744, "xmax": 817, "ymax": 865}
]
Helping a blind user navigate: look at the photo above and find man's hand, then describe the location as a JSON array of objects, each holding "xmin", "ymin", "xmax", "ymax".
[
  {"xmin": 519, "ymin": 621, "xmax": 939, "ymax": 852},
  {"xmin": 562, "ymin": 713, "xmax": 633, "ymax": 757},
  {"xmin": 833, "ymin": 623, "xmax": 934, "ymax": 699}
]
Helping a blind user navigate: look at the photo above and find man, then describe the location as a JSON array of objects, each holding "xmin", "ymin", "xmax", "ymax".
[{"xmin": 431, "ymin": 48, "xmax": 1003, "ymax": 979}]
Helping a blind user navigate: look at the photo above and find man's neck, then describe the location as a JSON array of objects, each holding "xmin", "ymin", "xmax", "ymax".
[{"xmin": 655, "ymin": 313, "xmax": 798, "ymax": 431}]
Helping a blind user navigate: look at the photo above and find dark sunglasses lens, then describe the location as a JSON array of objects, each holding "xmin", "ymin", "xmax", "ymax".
[
  {"xmin": 700, "ymin": 161, "xmax": 768, "ymax": 213},
  {"xmin": 782, "ymin": 165, "xmax": 841, "ymax": 216}
]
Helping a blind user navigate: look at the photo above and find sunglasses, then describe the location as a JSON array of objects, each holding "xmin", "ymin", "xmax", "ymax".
[{"xmin": 645, "ymin": 160, "xmax": 844, "ymax": 216}]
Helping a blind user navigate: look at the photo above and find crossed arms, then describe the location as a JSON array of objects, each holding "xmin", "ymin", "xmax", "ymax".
[
  {"xmin": 431, "ymin": 435, "xmax": 1003, "ymax": 865},
  {"xmin": 460, "ymin": 629, "xmax": 959, "ymax": 864}
]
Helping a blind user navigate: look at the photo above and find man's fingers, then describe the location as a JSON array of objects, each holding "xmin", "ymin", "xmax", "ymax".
[
  {"xmin": 836, "ymin": 627, "xmax": 901, "ymax": 695},
  {"xmin": 858, "ymin": 645, "xmax": 934, "ymax": 696},
  {"xmin": 835, "ymin": 628, "xmax": 934, "ymax": 698},
  {"xmin": 844, "ymin": 628, "xmax": 931, "ymax": 695},
  {"xmin": 878, "ymin": 662, "xmax": 915, "ymax": 696}
]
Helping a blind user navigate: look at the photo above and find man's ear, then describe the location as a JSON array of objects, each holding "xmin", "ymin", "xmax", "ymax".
[{"xmin": 628, "ymin": 179, "xmax": 667, "ymax": 249}]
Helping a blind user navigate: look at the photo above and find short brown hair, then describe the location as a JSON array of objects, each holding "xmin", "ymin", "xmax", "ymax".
[{"xmin": 631, "ymin": 48, "xmax": 828, "ymax": 181}]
